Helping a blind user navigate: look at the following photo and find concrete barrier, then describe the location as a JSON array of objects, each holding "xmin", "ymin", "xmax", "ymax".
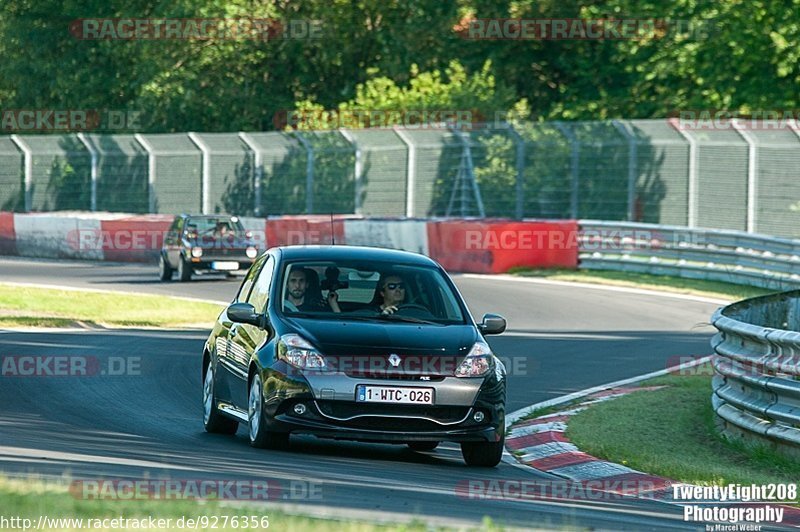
[{"xmin": 0, "ymin": 211, "xmax": 580, "ymax": 273}]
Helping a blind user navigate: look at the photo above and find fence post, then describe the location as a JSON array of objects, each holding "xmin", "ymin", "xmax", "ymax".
[
  {"xmin": 238, "ymin": 133, "xmax": 262, "ymax": 216},
  {"xmin": 134, "ymin": 134, "xmax": 156, "ymax": 214},
  {"xmin": 10, "ymin": 135, "xmax": 33, "ymax": 212},
  {"xmin": 504, "ymin": 122, "xmax": 525, "ymax": 219},
  {"xmin": 611, "ymin": 120, "xmax": 637, "ymax": 221},
  {"xmin": 731, "ymin": 119, "xmax": 758, "ymax": 233},
  {"xmin": 76, "ymin": 133, "xmax": 98, "ymax": 212},
  {"xmin": 554, "ymin": 122, "xmax": 579, "ymax": 219},
  {"xmin": 393, "ymin": 127, "xmax": 416, "ymax": 217},
  {"xmin": 338, "ymin": 129, "xmax": 363, "ymax": 215},
  {"xmin": 187, "ymin": 133, "xmax": 212, "ymax": 214},
  {"xmin": 448, "ymin": 127, "xmax": 485, "ymax": 217},
  {"xmin": 789, "ymin": 119, "xmax": 800, "ymax": 141},
  {"xmin": 294, "ymin": 132, "xmax": 314, "ymax": 214},
  {"xmin": 670, "ymin": 119, "xmax": 698, "ymax": 228}
]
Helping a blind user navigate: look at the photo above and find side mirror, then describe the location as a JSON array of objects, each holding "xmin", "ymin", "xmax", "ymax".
[
  {"xmin": 478, "ymin": 313, "xmax": 506, "ymax": 335},
  {"xmin": 227, "ymin": 302, "xmax": 263, "ymax": 327}
]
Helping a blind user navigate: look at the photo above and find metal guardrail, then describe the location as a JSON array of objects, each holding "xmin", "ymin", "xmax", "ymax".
[
  {"xmin": 711, "ymin": 292, "xmax": 800, "ymax": 455},
  {"xmin": 578, "ymin": 220, "xmax": 800, "ymax": 290}
]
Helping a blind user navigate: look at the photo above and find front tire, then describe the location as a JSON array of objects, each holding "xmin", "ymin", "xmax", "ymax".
[
  {"xmin": 203, "ymin": 363, "xmax": 238, "ymax": 434},
  {"xmin": 461, "ymin": 438, "xmax": 504, "ymax": 467},
  {"xmin": 248, "ymin": 373, "xmax": 290, "ymax": 449},
  {"xmin": 158, "ymin": 254, "xmax": 173, "ymax": 281},
  {"xmin": 177, "ymin": 255, "xmax": 192, "ymax": 282}
]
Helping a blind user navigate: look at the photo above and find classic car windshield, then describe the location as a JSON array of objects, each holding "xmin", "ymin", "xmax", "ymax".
[{"xmin": 279, "ymin": 260, "xmax": 467, "ymax": 324}]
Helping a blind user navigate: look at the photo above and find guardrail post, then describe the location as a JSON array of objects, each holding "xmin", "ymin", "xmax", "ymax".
[
  {"xmin": 612, "ymin": 120, "xmax": 638, "ymax": 221},
  {"xmin": 554, "ymin": 122, "xmax": 579, "ymax": 219},
  {"xmin": 670, "ymin": 120, "xmax": 698, "ymax": 228},
  {"xmin": 338, "ymin": 129, "xmax": 363, "ymax": 215},
  {"xmin": 76, "ymin": 133, "xmax": 98, "ymax": 212},
  {"xmin": 393, "ymin": 127, "xmax": 416, "ymax": 217},
  {"xmin": 731, "ymin": 119, "xmax": 758, "ymax": 233},
  {"xmin": 504, "ymin": 122, "xmax": 525, "ymax": 219},
  {"xmin": 134, "ymin": 134, "xmax": 156, "ymax": 214},
  {"xmin": 187, "ymin": 132, "xmax": 211, "ymax": 214},
  {"xmin": 10, "ymin": 135, "xmax": 33, "ymax": 212},
  {"xmin": 294, "ymin": 132, "xmax": 314, "ymax": 214},
  {"xmin": 238, "ymin": 132, "xmax": 262, "ymax": 217}
]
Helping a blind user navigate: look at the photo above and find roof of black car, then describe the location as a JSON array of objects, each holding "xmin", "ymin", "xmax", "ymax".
[{"xmin": 275, "ymin": 245, "xmax": 437, "ymax": 266}]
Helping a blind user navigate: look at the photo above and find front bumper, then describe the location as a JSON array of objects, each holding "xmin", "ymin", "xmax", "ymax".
[
  {"xmin": 189, "ymin": 258, "xmax": 253, "ymax": 271},
  {"xmin": 271, "ymin": 412, "xmax": 501, "ymax": 443},
  {"xmin": 259, "ymin": 368, "xmax": 506, "ymax": 444}
]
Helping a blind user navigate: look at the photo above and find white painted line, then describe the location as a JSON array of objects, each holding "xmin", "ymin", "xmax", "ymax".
[
  {"xmin": 548, "ymin": 461, "xmax": 636, "ymax": 480},
  {"xmin": 518, "ymin": 442, "xmax": 580, "ymax": 461},
  {"xmin": 0, "ymin": 281, "xmax": 229, "ymax": 306},
  {"xmin": 506, "ymin": 355, "xmax": 713, "ymax": 426},
  {"xmin": 509, "ymin": 421, "xmax": 567, "ymax": 438},
  {"xmin": 460, "ymin": 273, "xmax": 731, "ymax": 305}
]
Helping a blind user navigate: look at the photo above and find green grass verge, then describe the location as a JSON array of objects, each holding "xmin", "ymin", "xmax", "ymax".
[
  {"xmin": 509, "ymin": 268, "xmax": 774, "ymax": 301},
  {"xmin": 0, "ymin": 476, "xmax": 476, "ymax": 531},
  {"xmin": 0, "ymin": 284, "xmax": 222, "ymax": 329},
  {"xmin": 565, "ymin": 371, "xmax": 800, "ymax": 497}
]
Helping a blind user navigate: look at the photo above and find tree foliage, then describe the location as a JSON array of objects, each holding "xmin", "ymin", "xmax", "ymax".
[{"xmin": 0, "ymin": 0, "xmax": 797, "ymax": 131}]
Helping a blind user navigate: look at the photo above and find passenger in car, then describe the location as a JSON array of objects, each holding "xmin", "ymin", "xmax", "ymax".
[{"xmin": 284, "ymin": 267, "xmax": 341, "ymax": 313}]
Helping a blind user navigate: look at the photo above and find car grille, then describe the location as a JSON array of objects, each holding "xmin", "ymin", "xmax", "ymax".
[
  {"xmin": 315, "ymin": 401, "xmax": 470, "ymax": 430},
  {"xmin": 343, "ymin": 370, "xmax": 445, "ymax": 381}
]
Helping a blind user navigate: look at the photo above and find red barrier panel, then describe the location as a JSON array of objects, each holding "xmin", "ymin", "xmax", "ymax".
[
  {"xmin": 0, "ymin": 212, "xmax": 16, "ymax": 255},
  {"xmin": 427, "ymin": 220, "xmax": 578, "ymax": 273},
  {"xmin": 266, "ymin": 216, "xmax": 347, "ymax": 247},
  {"xmin": 100, "ymin": 215, "xmax": 173, "ymax": 262}
]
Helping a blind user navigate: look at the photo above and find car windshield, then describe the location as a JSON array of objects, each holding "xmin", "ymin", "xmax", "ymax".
[
  {"xmin": 279, "ymin": 260, "xmax": 467, "ymax": 324},
  {"xmin": 185, "ymin": 217, "xmax": 245, "ymax": 237}
]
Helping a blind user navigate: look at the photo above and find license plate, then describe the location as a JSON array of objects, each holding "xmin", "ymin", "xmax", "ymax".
[
  {"xmin": 356, "ymin": 385, "xmax": 434, "ymax": 405},
  {"xmin": 211, "ymin": 261, "xmax": 239, "ymax": 271}
]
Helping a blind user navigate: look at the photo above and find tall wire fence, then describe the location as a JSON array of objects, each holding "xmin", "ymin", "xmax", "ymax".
[{"xmin": 3, "ymin": 119, "xmax": 800, "ymax": 237}]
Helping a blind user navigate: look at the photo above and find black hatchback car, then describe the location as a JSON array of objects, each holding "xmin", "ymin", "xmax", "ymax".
[
  {"xmin": 159, "ymin": 214, "xmax": 260, "ymax": 282},
  {"xmin": 202, "ymin": 245, "xmax": 508, "ymax": 466}
]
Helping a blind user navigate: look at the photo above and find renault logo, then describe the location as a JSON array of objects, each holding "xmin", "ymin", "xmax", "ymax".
[{"xmin": 388, "ymin": 354, "xmax": 401, "ymax": 367}]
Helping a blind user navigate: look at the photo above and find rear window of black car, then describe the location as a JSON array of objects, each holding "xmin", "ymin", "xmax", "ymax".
[{"xmin": 279, "ymin": 260, "xmax": 467, "ymax": 324}]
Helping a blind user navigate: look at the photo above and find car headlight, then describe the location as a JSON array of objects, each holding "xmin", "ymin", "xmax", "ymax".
[
  {"xmin": 191, "ymin": 247, "xmax": 203, "ymax": 258},
  {"xmin": 246, "ymin": 246, "xmax": 258, "ymax": 259},
  {"xmin": 279, "ymin": 334, "xmax": 326, "ymax": 370},
  {"xmin": 454, "ymin": 341, "xmax": 494, "ymax": 377}
]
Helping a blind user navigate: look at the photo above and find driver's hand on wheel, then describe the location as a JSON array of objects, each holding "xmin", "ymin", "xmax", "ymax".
[{"xmin": 381, "ymin": 305, "xmax": 398, "ymax": 315}]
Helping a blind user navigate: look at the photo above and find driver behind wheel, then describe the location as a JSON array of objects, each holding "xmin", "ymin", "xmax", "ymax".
[{"xmin": 370, "ymin": 274, "xmax": 409, "ymax": 315}]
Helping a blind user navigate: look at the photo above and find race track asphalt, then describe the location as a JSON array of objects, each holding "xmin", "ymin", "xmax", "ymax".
[{"xmin": 0, "ymin": 258, "xmax": 725, "ymax": 529}]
